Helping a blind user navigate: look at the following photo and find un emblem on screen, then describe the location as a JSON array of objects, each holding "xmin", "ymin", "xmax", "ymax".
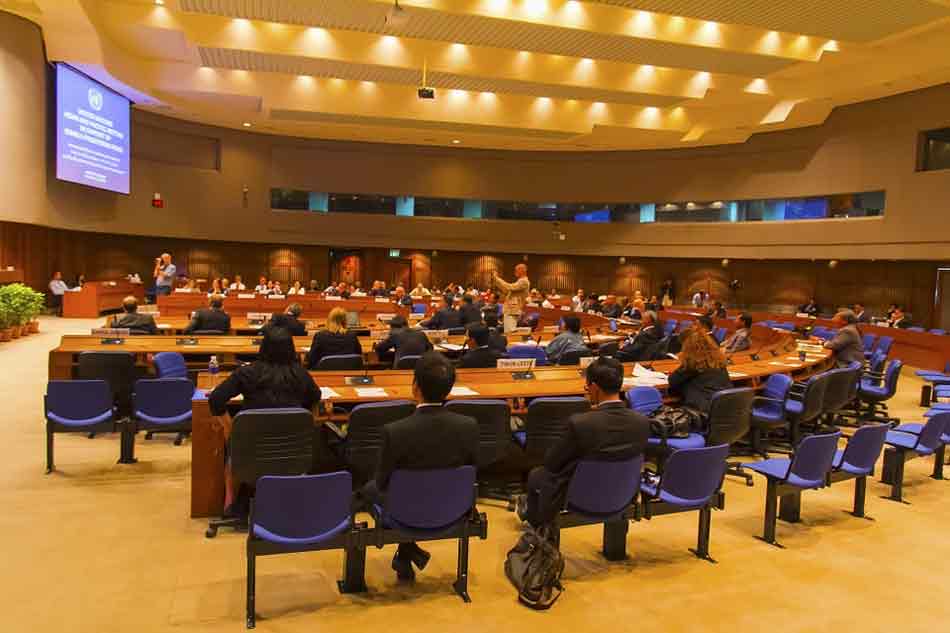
[{"xmin": 88, "ymin": 88, "xmax": 103, "ymax": 111}]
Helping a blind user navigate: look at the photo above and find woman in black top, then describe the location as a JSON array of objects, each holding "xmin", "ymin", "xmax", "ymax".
[
  {"xmin": 667, "ymin": 330, "xmax": 732, "ymax": 416},
  {"xmin": 209, "ymin": 325, "xmax": 321, "ymax": 511},
  {"xmin": 306, "ymin": 307, "xmax": 362, "ymax": 369}
]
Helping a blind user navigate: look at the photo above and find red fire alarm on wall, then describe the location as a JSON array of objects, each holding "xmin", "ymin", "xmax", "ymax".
[{"xmin": 152, "ymin": 192, "xmax": 164, "ymax": 208}]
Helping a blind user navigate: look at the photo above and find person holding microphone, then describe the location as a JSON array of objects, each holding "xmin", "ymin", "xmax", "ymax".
[
  {"xmin": 151, "ymin": 252, "xmax": 177, "ymax": 301},
  {"xmin": 492, "ymin": 263, "xmax": 530, "ymax": 333}
]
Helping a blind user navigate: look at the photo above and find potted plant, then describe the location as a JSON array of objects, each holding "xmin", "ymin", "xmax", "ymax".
[
  {"xmin": 26, "ymin": 287, "xmax": 43, "ymax": 333},
  {"xmin": 0, "ymin": 299, "xmax": 12, "ymax": 341},
  {"xmin": 0, "ymin": 284, "xmax": 39, "ymax": 337}
]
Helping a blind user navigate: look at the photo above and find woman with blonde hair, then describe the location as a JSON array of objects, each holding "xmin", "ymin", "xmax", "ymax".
[
  {"xmin": 667, "ymin": 330, "xmax": 732, "ymax": 415},
  {"xmin": 306, "ymin": 306, "xmax": 362, "ymax": 369}
]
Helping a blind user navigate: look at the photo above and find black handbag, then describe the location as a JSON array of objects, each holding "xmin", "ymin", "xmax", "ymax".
[
  {"xmin": 649, "ymin": 405, "xmax": 701, "ymax": 440},
  {"xmin": 505, "ymin": 526, "xmax": 565, "ymax": 610}
]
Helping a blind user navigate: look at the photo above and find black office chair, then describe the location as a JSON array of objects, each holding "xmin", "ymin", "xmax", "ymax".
[
  {"xmin": 786, "ymin": 371, "xmax": 832, "ymax": 446},
  {"xmin": 343, "ymin": 401, "xmax": 417, "ymax": 486},
  {"xmin": 394, "ymin": 355, "xmax": 422, "ymax": 370},
  {"xmin": 706, "ymin": 387, "xmax": 755, "ymax": 485},
  {"xmin": 597, "ymin": 342, "xmax": 619, "ymax": 358},
  {"xmin": 316, "ymin": 354, "xmax": 364, "ymax": 371},
  {"xmin": 444, "ymin": 400, "xmax": 513, "ymax": 470},
  {"xmin": 557, "ymin": 350, "xmax": 593, "ymax": 366},
  {"xmin": 820, "ymin": 363, "xmax": 862, "ymax": 427},
  {"xmin": 206, "ymin": 408, "xmax": 315, "ymax": 538},
  {"xmin": 77, "ymin": 351, "xmax": 137, "ymax": 455},
  {"xmin": 518, "ymin": 397, "xmax": 591, "ymax": 465}
]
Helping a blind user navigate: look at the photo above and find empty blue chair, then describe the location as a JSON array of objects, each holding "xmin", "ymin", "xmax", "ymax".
[
  {"xmin": 371, "ymin": 466, "xmax": 487, "ymax": 602},
  {"xmin": 316, "ymin": 354, "xmax": 364, "ymax": 371},
  {"xmin": 856, "ymin": 359, "xmax": 902, "ymax": 423},
  {"xmin": 829, "ymin": 424, "xmax": 889, "ymax": 518},
  {"xmin": 784, "ymin": 371, "xmax": 831, "ymax": 445},
  {"xmin": 662, "ymin": 320, "xmax": 677, "ymax": 337},
  {"xmin": 626, "ymin": 385, "xmax": 662, "ymax": 417},
  {"xmin": 131, "ymin": 378, "xmax": 194, "ymax": 460},
  {"xmin": 744, "ymin": 431, "xmax": 841, "ymax": 545},
  {"xmin": 713, "ymin": 327, "xmax": 727, "ymax": 344},
  {"xmin": 880, "ymin": 412, "xmax": 949, "ymax": 502},
  {"xmin": 507, "ymin": 343, "xmax": 548, "ymax": 366},
  {"xmin": 555, "ymin": 456, "xmax": 643, "ymax": 560},
  {"xmin": 153, "ymin": 351, "xmax": 187, "ymax": 378},
  {"xmin": 412, "ymin": 303, "xmax": 427, "ymax": 315},
  {"xmin": 929, "ymin": 329, "xmax": 946, "ymax": 335},
  {"xmin": 246, "ymin": 472, "xmax": 362, "ymax": 629},
  {"xmin": 875, "ymin": 335, "xmax": 894, "ymax": 358},
  {"xmin": 640, "ymin": 444, "xmax": 729, "ymax": 561},
  {"xmin": 861, "ymin": 334, "xmax": 877, "ymax": 353},
  {"xmin": 45, "ymin": 379, "xmax": 116, "ymax": 473},
  {"xmin": 750, "ymin": 374, "xmax": 793, "ymax": 456},
  {"xmin": 907, "ymin": 326, "xmax": 925, "ymax": 333}
]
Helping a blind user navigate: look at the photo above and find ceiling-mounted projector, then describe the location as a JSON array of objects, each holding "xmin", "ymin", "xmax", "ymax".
[{"xmin": 386, "ymin": 1, "xmax": 410, "ymax": 28}]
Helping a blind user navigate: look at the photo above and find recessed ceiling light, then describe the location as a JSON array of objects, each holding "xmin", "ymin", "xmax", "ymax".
[
  {"xmin": 451, "ymin": 139, "xmax": 461, "ymax": 144},
  {"xmin": 242, "ymin": 122, "xmax": 252, "ymax": 127},
  {"xmin": 155, "ymin": 0, "xmax": 165, "ymax": 5}
]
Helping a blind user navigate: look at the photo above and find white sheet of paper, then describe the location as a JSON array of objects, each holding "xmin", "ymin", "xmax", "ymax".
[
  {"xmin": 355, "ymin": 387, "xmax": 388, "ymax": 398},
  {"xmin": 320, "ymin": 387, "xmax": 342, "ymax": 400},
  {"xmin": 623, "ymin": 376, "xmax": 667, "ymax": 388},
  {"xmin": 450, "ymin": 386, "xmax": 480, "ymax": 397},
  {"xmin": 728, "ymin": 372, "xmax": 749, "ymax": 378},
  {"xmin": 632, "ymin": 363, "xmax": 667, "ymax": 380},
  {"xmin": 438, "ymin": 343, "xmax": 465, "ymax": 351},
  {"xmin": 769, "ymin": 361, "xmax": 802, "ymax": 367}
]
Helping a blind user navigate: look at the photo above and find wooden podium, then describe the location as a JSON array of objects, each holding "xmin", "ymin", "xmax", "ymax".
[{"xmin": 62, "ymin": 281, "xmax": 145, "ymax": 318}]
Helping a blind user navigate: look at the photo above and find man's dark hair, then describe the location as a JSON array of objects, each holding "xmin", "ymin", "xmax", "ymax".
[
  {"xmin": 739, "ymin": 313, "xmax": 753, "ymax": 329},
  {"xmin": 462, "ymin": 295, "xmax": 473, "ymax": 305},
  {"xmin": 698, "ymin": 315, "xmax": 714, "ymax": 331},
  {"xmin": 259, "ymin": 326, "xmax": 297, "ymax": 366},
  {"xmin": 563, "ymin": 315, "xmax": 581, "ymax": 333},
  {"xmin": 414, "ymin": 352, "xmax": 456, "ymax": 402},
  {"xmin": 585, "ymin": 357, "xmax": 623, "ymax": 394},
  {"xmin": 388, "ymin": 315, "xmax": 408, "ymax": 329},
  {"xmin": 122, "ymin": 296, "xmax": 138, "ymax": 313},
  {"xmin": 286, "ymin": 303, "xmax": 302, "ymax": 318},
  {"xmin": 209, "ymin": 295, "xmax": 224, "ymax": 310},
  {"xmin": 484, "ymin": 312, "xmax": 499, "ymax": 328},
  {"xmin": 467, "ymin": 325, "xmax": 490, "ymax": 347}
]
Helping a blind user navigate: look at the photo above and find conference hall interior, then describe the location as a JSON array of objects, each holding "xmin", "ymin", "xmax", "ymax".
[{"xmin": 3, "ymin": 1, "xmax": 950, "ymax": 631}]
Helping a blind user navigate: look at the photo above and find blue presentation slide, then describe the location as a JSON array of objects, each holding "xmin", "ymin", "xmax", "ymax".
[{"xmin": 55, "ymin": 64, "xmax": 131, "ymax": 194}]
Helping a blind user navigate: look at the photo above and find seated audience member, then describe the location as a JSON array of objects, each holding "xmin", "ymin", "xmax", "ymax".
[
  {"xmin": 110, "ymin": 296, "xmax": 158, "ymax": 334},
  {"xmin": 229, "ymin": 275, "xmax": 246, "ymax": 292},
  {"xmin": 545, "ymin": 315, "xmax": 588, "ymax": 364},
  {"xmin": 483, "ymin": 313, "xmax": 508, "ymax": 353},
  {"xmin": 695, "ymin": 315, "xmax": 716, "ymax": 338},
  {"xmin": 355, "ymin": 353, "xmax": 478, "ymax": 580},
  {"xmin": 885, "ymin": 303, "xmax": 897, "ymax": 321},
  {"xmin": 410, "ymin": 283, "xmax": 430, "ymax": 298},
  {"xmin": 616, "ymin": 311, "xmax": 662, "ymax": 361},
  {"xmin": 571, "ymin": 289, "xmax": 587, "ymax": 312},
  {"xmin": 254, "ymin": 276, "xmax": 270, "ymax": 295},
  {"xmin": 701, "ymin": 292, "xmax": 713, "ymax": 310},
  {"xmin": 368, "ymin": 281, "xmax": 387, "ymax": 297},
  {"xmin": 335, "ymin": 282, "xmax": 351, "ymax": 299},
  {"xmin": 308, "ymin": 279, "xmax": 321, "ymax": 293},
  {"xmin": 350, "ymin": 284, "xmax": 367, "ymax": 298},
  {"xmin": 668, "ymin": 332, "xmax": 732, "ymax": 416},
  {"xmin": 887, "ymin": 305, "xmax": 911, "ymax": 329},
  {"xmin": 539, "ymin": 293, "xmax": 555, "ymax": 310},
  {"xmin": 458, "ymin": 325, "xmax": 506, "ymax": 368},
  {"xmin": 323, "ymin": 281, "xmax": 339, "ymax": 294},
  {"xmin": 209, "ymin": 325, "xmax": 321, "ymax": 514},
  {"xmin": 393, "ymin": 285, "xmax": 413, "ymax": 306},
  {"xmin": 220, "ymin": 278, "xmax": 231, "ymax": 295},
  {"xmin": 49, "ymin": 271, "xmax": 69, "ymax": 315},
  {"xmin": 481, "ymin": 291, "xmax": 501, "ymax": 318},
  {"xmin": 307, "ymin": 307, "xmax": 362, "ymax": 369},
  {"xmin": 623, "ymin": 298, "xmax": 644, "ymax": 320},
  {"xmin": 421, "ymin": 297, "xmax": 462, "ymax": 330},
  {"xmin": 287, "ymin": 281, "xmax": 305, "ymax": 295},
  {"xmin": 374, "ymin": 315, "xmax": 433, "ymax": 367},
  {"xmin": 645, "ymin": 295, "xmax": 661, "ymax": 312},
  {"xmin": 587, "ymin": 295, "xmax": 603, "ymax": 314},
  {"xmin": 458, "ymin": 295, "xmax": 483, "ymax": 326},
  {"xmin": 208, "ymin": 278, "xmax": 224, "ymax": 296},
  {"xmin": 518, "ymin": 357, "xmax": 651, "ymax": 528},
  {"xmin": 600, "ymin": 294, "xmax": 622, "ymax": 319},
  {"xmin": 799, "ymin": 298, "xmax": 820, "ymax": 317},
  {"xmin": 708, "ymin": 301, "xmax": 727, "ymax": 319},
  {"xmin": 691, "ymin": 290, "xmax": 703, "ymax": 308},
  {"xmin": 852, "ymin": 303, "xmax": 870, "ymax": 323},
  {"xmin": 823, "ymin": 309, "xmax": 865, "ymax": 367},
  {"xmin": 528, "ymin": 289, "xmax": 542, "ymax": 306},
  {"xmin": 270, "ymin": 303, "xmax": 307, "ymax": 336},
  {"xmin": 271, "ymin": 281, "xmax": 284, "ymax": 296},
  {"xmin": 722, "ymin": 313, "xmax": 753, "ymax": 354},
  {"xmin": 185, "ymin": 294, "xmax": 231, "ymax": 334}
]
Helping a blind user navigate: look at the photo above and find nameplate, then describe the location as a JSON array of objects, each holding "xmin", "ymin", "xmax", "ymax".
[
  {"xmin": 267, "ymin": 294, "xmax": 285, "ymax": 299},
  {"xmin": 561, "ymin": 306, "xmax": 571, "ymax": 311},
  {"xmin": 176, "ymin": 338, "xmax": 198, "ymax": 346},
  {"xmin": 510, "ymin": 327, "xmax": 531, "ymax": 336},
  {"xmin": 375, "ymin": 297, "xmax": 391, "ymax": 303},
  {"xmin": 344, "ymin": 375, "xmax": 375, "ymax": 385},
  {"xmin": 542, "ymin": 325, "xmax": 560, "ymax": 334},
  {"xmin": 376, "ymin": 313, "xmax": 397, "ymax": 322},
  {"xmin": 238, "ymin": 293, "xmax": 255, "ymax": 299},
  {"xmin": 246, "ymin": 312, "xmax": 271, "ymax": 322},
  {"xmin": 497, "ymin": 358, "xmax": 536, "ymax": 370},
  {"xmin": 92, "ymin": 328, "xmax": 130, "ymax": 338},
  {"xmin": 325, "ymin": 296, "xmax": 343, "ymax": 301},
  {"xmin": 174, "ymin": 288, "xmax": 192, "ymax": 293}
]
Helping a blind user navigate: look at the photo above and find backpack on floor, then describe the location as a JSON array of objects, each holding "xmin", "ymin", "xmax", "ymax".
[{"xmin": 504, "ymin": 526, "xmax": 564, "ymax": 610}]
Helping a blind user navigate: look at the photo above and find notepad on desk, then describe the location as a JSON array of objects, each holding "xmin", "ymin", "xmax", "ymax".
[
  {"xmin": 438, "ymin": 343, "xmax": 465, "ymax": 352},
  {"xmin": 320, "ymin": 387, "xmax": 342, "ymax": 400},
  {"xmin": 355, "ymin": 387, "xmax": 388, "ymax": 398},
  {"xmin": 449, "ymin": 386, "xmax": 480, "ymax": 397}
]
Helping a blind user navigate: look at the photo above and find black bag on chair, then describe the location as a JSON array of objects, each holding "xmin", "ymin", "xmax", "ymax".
[
  {"xmin": 649, "ymin": 405, "xmax": 701, "ymax": 440},
  {"xmin": 505, "ymin": 526, "xmax": 564, "ymax": 610}
]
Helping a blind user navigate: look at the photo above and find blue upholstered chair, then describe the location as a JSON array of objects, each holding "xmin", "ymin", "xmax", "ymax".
[
  {"xmin": 506, "ymin": 344, "xmax": 548, "ymax": 366},
  {"xmin": 880, "ymin": 412, "xmax": 949, "ymax": 502},
  {"xmin": 907, "ymin": 326, "xmax": 925, "ymax": 333},
  {"xmin": 929, "ymin": 329, "xmax": 947, "ymax": 335},
  {"xmin": 784, "ymin": 371, "xmax": 831, "ymax": 445},
  {"xmin": 856, "ymin": 359, "xmax": 903, "ymax": 423},
  {"xmin": 153, "ymin": 351, "xmax": 187, "ymax": 378},
  {"xmin": 640, "ymin": 444, "xmax": 729, "ymax": 561},
  {"xmin": 626, "ymin": 385, "xmax": 662, "ymax": 417},
  {"xmin": 861, "ymin": 334, "xmax": 877, "ymax": 354},
  {"xmin": 130, "ymin": 378, "xmax": 194, "ymax": 460},
  {"xmin": 750, "ymin": 373, "xmax": 793, "ymax": 456},
  {"xmin": 829, "ymin": 424, "xmax": 888, "ymax": 518},
  {"xmin": 713, "ymin": 327, "xmax": 728, "ymax": 344},
  {"xmin": 662, "ymin": 320, "xmax": 678, "ymax": 337},
  {"xmin": 45, "ymin": 379, "xmax": 117, "ymax": 473},
  {"xmin": 411, "ymin": 303, "xmax": 427, "ymax": 315},
  {"xmin": 316, "ymin": 354, "xmax": 364, "ymax": 371},
  {"xmin": 744, "ymin": 431, "xmax": 841, "ymax": 546},
  {"xmin": 246, "ymin": 472, "xmax": 362, "ymax": 629}
]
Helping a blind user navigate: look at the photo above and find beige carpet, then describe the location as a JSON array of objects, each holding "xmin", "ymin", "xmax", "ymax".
[{"xmin": 5, "ymin": 317, "xmax": 948, "ymax": 632}]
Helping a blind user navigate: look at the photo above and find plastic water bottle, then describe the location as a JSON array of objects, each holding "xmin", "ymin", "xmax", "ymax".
[{"xmin": 209, "ymin": 355, "xmax": 220, "ymax": 389}]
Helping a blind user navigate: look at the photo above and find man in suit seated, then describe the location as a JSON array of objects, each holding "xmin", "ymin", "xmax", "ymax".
[
  {"xmin": 269, "ymin": 303, "xmax": 307, "ymax": 336},
  {"xmin": 374, "ymin": 315, "xmax": 433, "ymax": 367},
  {"xmin": 616, "ymin": 311, "xmax": 662, "ymax": 361},
  {"xmin": 852, "ymin": 303, "xmax": 870, "ymax": 323},
  {"xmin": 458, "ymin": 325, "xmax": 506, "ymax": 368},
  {"xmin": 823, "ymin": 309, "xmax": 865, "ymax": 367},
  {"xmin": 517, "ymin": 357, "xmax": 651, "ymax": 527},
  {"xmin": 721, "ymin": 313, "xmax": 752, "ymax": 354},
  {"xmin": 109, "ymin": 296, "xmax": 158, "ymax": 335},
  {"xmin": 356, "ymin": 353, "xmax": 479, "ymax": 580},
  {"xmin": 799, "ymin": 298, "xmax": 820, "ymax": 317},
  {"xmin": 599, "ymin": 294, "xmax": 622, "ymax": 319},
  {"xmin": 421, "ymin": 297, "xmax": 462, "ymax": 330},
  {"xmin": 545, "ymin": 315, "xmax": 589, "ymax": 364},
  {"xmin": 458, "ymin": 294, "xmax": 483, "ymax": 327},
  {"xmin": 393, "ymin": 285, "xmax": 413, "ymax": 306},
  {"xmin": 483, "ymin": 313, "xmax": 508, "ymax": 354},
  {"xmin": 888, "ymin": 305, "xmax": 912, "ymax": 329},
  {"xmin": 183, "ymin": 294, "xmax": 231, "ymax": 334}
]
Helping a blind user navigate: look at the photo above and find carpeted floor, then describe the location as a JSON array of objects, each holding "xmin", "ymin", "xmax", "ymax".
[{"xmin": 4, "ymin": 316, "xmax": 948, "ymax": 632}]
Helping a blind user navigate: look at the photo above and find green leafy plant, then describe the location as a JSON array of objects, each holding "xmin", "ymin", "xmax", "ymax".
[{"xmin": 0, "ymin": 284, "xmax": 44, "ymax": 326}]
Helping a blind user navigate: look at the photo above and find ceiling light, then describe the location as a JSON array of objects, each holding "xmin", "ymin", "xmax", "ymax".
[
  {"xmin": 386, "ymin": 1, "xmax": 410, "ymax": 28},
  {"xmin": 242, "ymin": 122, "xmax": 252, "ymax": 127},
  {"xmin": 451, "ymin": 139, "xmax": 461, "ymax": 144},
  {"xmin": 154, "ymin": 0, "xmax": 164, "ymax": 5}
]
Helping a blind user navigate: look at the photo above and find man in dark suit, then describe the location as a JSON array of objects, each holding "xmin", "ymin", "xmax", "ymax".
[
  {"xmin": 853, "ymin": 303, "xmax": 870, "ymax": 324},
  {"xmin": 616, "ymin": 311, "xmax": 663, "ymax": 361},
  {"xmin": 518, "ymin": 357, "xmax": 651, "ymax": 527},
  {"xmin": 483, "ymin": 313, "xmax": 508, "ymax": 354},
  {"xmin": 799, "ymin": 298, "xmax": 820, "ymax": 317},
  {"xmin": 110, "ymin": 296, "xmax": 158, "ymax": 334},
  {"xmin": 358, "ymin": 353, "xmax": 479, "ymax": 580},
  {"xmin": 421, "ymin": 297, "xmax": 462, "ymax": 330},
  {"xmin": 269, "ymin": 303, "xmax": 307, "ymax": 336},
  {"xmin": 458, "ymin": 325, "xmax": 506, "ymax": 368},
  {"xmin": 823, "ymin": 309, "xmax": 865, "ymax": 367},
  {"xmin": 458, "ymin": 295, "xmax": 483, "ymax": 326},
  {"xmin": 599, "ymin": 294, "xmax": 622, "ymax": 319},
  {"xmin": 183, "ymin": 295, "xmax": 231, "ymax": 334},
  {"xmin": 374, "ymin": 315, "xmax": 433, "ymax": 367}
]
